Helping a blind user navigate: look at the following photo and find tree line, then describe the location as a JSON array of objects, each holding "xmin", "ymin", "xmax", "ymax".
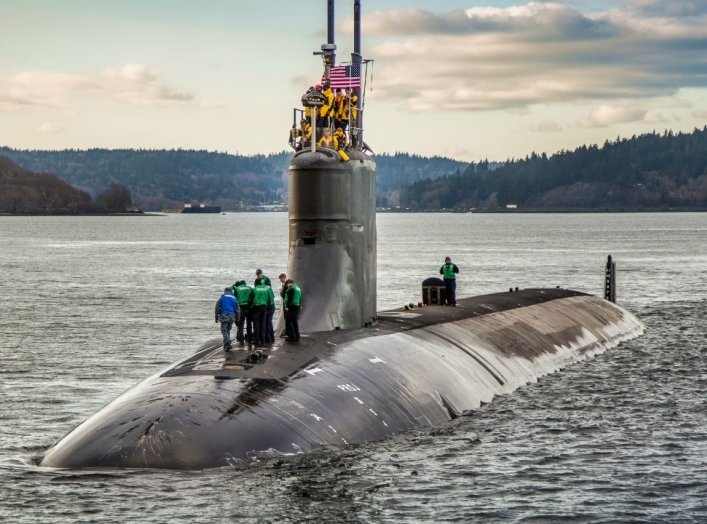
[
  {"xmin": 0, "ymin": 156, "xmax": 135, "ymax": 214},
  {"xmin": 4, "ymin": 128, "xmax": 705, "ymax": 213},
  {"xmin": 402, "ymin": 128, "xmax": 707, "ymax": 211},
  {"xmin": 0, "ymin": 147, "xmax": 467, "ymax": 211}
]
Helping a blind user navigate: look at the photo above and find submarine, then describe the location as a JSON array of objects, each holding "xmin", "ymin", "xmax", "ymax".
[{"xmin": 40, "ymin": 1, "xmax": 644, "ymax": 470}]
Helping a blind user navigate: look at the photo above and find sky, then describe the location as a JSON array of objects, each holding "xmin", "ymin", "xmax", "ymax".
[{"xmin": 1, "ymin": 0, "xmax": 706, "ymax": 162}]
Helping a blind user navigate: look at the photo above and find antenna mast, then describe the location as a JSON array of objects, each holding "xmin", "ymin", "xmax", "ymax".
[{"xmin": 352, "ymin": 0, "xmax": 363, "ymax": 146}]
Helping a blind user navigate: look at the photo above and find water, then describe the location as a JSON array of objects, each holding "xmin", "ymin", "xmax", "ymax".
[{"xmin": 1, "ymin": 212, "xmax": 705, "ymax": 523}]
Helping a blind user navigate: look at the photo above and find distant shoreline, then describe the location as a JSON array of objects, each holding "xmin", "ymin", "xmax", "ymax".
[
  {"xmin": 379, "ymin": 208, "xmax": 707, "ymax": 213},
  {"xmin": 3, "ymin": 208, "xmax": 706, "ymax": 216},
  {"xmin": 0, "ymin": 212, "xmax": 161, "ymax": 217}
]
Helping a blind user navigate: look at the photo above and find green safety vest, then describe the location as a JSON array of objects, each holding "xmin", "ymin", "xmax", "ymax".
[
  {"xmin": 285, "ymin": 284, "xmax": 302, "ymax": 307},
  {"xmin": 255, "ymin": 275, "xmax": 271, "ymax": 287},
  {"xmin": 235, "ymin": 285, "xmax": 253, "ymax": 307},
  {"xmin": 252, "ymin": 284, "xmax": 271, "ymax": 307},
  {"xmin": 441, "ymin": 263, "xmax": 457, "ymax": 280}
]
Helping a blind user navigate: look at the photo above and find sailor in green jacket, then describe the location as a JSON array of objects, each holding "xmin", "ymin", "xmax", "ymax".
[
  {"xmin": 254, "ymin": 268, "xmax": 271, "ymax": 287},
  {"xmin": 251, "ymin": 283, "xmax": 273, "ymax": 345},
  {"xmin": 283, "ymin": 279, "xmax": 302, "ymax": 342},
  {"xmin": 233, "ymin": 280, "xmax": 253, "ymax": 344},
  {"xmin": 439, "ymin": 256, "xmax": 459, "ymax": 306}
]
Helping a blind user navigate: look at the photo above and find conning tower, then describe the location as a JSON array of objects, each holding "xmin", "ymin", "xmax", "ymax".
[{"xmin": 286, "ymin": 0, "xmax": 376, "ymax": 332}]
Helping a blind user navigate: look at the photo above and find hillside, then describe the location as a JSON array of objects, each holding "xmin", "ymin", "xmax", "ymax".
[
  {"xmin": 0, "ymin": 148, "xmax": 467, "ymax": 211},
  {"xmin": 0, "ymin": 148, "xmax": 291, "ymax": 212},
  {"xmin": 402, "ymin": 128, "xmax": 707, "ymax": 211},
  {"xmin": 0, "ymin": 156, "xmax": 93, "ymax": 214}
]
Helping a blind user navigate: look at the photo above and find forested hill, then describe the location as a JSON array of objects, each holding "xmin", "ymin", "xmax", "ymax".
[
  {"xmin": 375, "ymin": 153, "xmax": 470, "ymax": 208},
  {"xmin": 0, "ymin": 147, "xmax": 467, "ymax": 211},
  {"xmin": 0, "ymin": 156, "xmax": 91, "ymax": 213},
  {"xmin": 0, "ymin": 148, "xmax": 291, "ymax": 211},
  {"xmin": 402, "ymin": 128, "xmax": 707, "ymax": 211}
]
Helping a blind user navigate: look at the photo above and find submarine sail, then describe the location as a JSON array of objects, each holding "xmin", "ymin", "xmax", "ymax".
[{"xmin": 286, "ymin": 0, "xmax": 376, "ymax": 332}]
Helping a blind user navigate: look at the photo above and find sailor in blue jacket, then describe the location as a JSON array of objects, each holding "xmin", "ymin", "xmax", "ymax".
[{"xmin": 215, "ymin": 287, "xmax": 239, "ymax": 351}]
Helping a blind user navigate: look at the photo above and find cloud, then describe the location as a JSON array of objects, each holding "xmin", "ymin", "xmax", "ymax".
[
  {"xmin": 37, "ymin": 122, "xmax": 63, "ymax": 134},
  {"xmin": 6, "ymin": 72, "xmax": 96, "ymax": 108},
  {"xmin": 100, "ymin": 64, "xmax": 194, "ymax": 105},
  {"xmin": 578, "ymin": 104, "xmax": 647, "ymax": 127},
  {"xmin": 642, "ymin": 110, "xmax": 670, "ymax": 124},
  {"xmin": 102, "ymin": 63, "xmax": 158, "ymax": 83},
  {"xmin": 0, "ymin": 64, "xmax": 218, "ymax": 111},
  {"xmin": 0, "ymin": 94, "xmax": 40, "ymax": 110},
  {"xmin": 362, "ymin": 4, "xmax": 617, "ymax": 39},
  {"xmin": 624, "ymin": 0, "xmax": 707, "ymax": 17},
  {"xmin": 530, "ymin": 121, "xmax": 563, "ymax": 132},
  {"xmin": 359, "ymin": 2, "xmax": 707, "ymax": 113}
]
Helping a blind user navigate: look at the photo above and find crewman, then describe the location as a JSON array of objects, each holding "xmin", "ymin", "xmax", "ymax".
[
  {"xmin": 254, "ymin": 269, "xmax": 271, "ymax": 287},
  {"xmin": 333, "ymin": 127, "xmax": 347, "ymax": 150},
  {"xmin": 303, "ymin": 86, "xmax": 315, "ymax": 121},
  {"xmin": 350, "ymin": 92, "xmax": 359, "ymax": 129},
  {"xmin": 250, "ymin": 282, "xmax": 273, "ymax": 345},
  {"xmin": 338, "ymin": 90, "xmax": 350, "ymax": 130},
  {"xmin": 292, "ymin": 119, "xmax": 312, "ymax": 150},
  {"xmin": 278, "ymin": 273, "xmax": 287, "ymax": 300},
  {"xmin": 265, "ymin": 283, "xmax": 276, "ymax": 343},
  {"xmin": 439, "ymin": 256, "xmax": 460, "ymax": 306},
  {"xmin": 333, "ymin": 89, "xmax": 345, "ymax": 129},
  {"xmin": 338, "ymin": 89, "xmax": 358, "ymax": 131},
  {"xmin": 318, "ymin": 128, "xmax": 335, "ymax": 148},
  {"xmin": 214, "ymin": 287, "xmax": 239, "ymax": 351},
  {"xmin": 318, "ymin": 83, "xmax": 335, "ymax": 128},
  {"xmin": 277, "ymin": 273, "xmax": 288, "ymax": 336},
  {"xmin": 234, "ymin": 280, "xmax": 254, "ymax": 344},
  {"xmin": 283, "ymin": 279, "xmax": 302, "ymax": 342}
]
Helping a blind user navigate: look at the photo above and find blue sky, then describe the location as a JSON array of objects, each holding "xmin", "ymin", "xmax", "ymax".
[{"xmin": 1, "ymin": 0, "xmax": 706, "ymax": 161}]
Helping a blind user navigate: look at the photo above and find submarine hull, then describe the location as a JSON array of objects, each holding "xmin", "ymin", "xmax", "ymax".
[{"xmin": 40, "ymin": 288, "xmax": 643, "ymax": 469}]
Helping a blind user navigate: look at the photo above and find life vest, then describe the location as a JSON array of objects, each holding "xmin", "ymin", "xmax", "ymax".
[
  {"xmin": 350, "ymin": 95, "xmax": 358, "ymax": 121},
  {"xmin": 339, "ymin": 95, "xmax": 350, "ymax": 122},
  {"xmin": 285, "ymin": 284, "xmax": 302, "ymax": 307},
  {"xmin": 235, "ymin": 284, "xmax": 253, "ymax": 307},
  {"xmin": 334, "ymin": 130, "xmax": 346, "ymax": 149},
  {"xmin": 319, "ymin": 87, "xmax": 334, "ymax": 117},
  {"xmin": 252, "ymin": 284, "xmax": 271, "ymax": 307},
  {"xmin": 254, "ymin": 275, "xmax": 271, "ymax": 287},
  {"xmin": 318, "ymin": 134, "xmax": 334, "ymax": 147},
  {"xmin": 334, "ymin": 93, "xmax": 344, "ymax": 116},
  {"xmin": 440, "ymin": 263, "xmax": 458, "ymax": 280}
]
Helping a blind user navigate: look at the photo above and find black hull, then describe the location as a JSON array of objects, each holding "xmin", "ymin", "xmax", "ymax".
[{"xmin": 40, "ymin": 288, "xmax": 643, "ymax": 469}]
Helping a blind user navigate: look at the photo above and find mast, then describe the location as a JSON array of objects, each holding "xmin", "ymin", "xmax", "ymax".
[
  {"xmin": 319, "ymin": 0, "xmax": 336, "ymax": 86},
  {"xmin": 327, "ymin": 0, "xmax": 336, "ymax": 66},
  {"xmin": 352, "ymin": 0, "xmax": 363, "ymax": 146}
]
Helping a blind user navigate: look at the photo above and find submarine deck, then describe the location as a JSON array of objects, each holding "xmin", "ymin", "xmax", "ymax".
[{"xmin": 164, "ymin": 288, "xmax": 587, "ymax": 382}]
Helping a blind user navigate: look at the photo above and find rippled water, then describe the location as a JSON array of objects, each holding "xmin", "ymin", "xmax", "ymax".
[{"xmin": 1, "ymin": 212, "xmax": 705, "ymax": 523}]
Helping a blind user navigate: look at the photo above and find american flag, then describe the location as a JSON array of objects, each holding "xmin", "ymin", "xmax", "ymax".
[{"xmin": 322, "ymin": 64, "xmax": 361, "ymax": 89}]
